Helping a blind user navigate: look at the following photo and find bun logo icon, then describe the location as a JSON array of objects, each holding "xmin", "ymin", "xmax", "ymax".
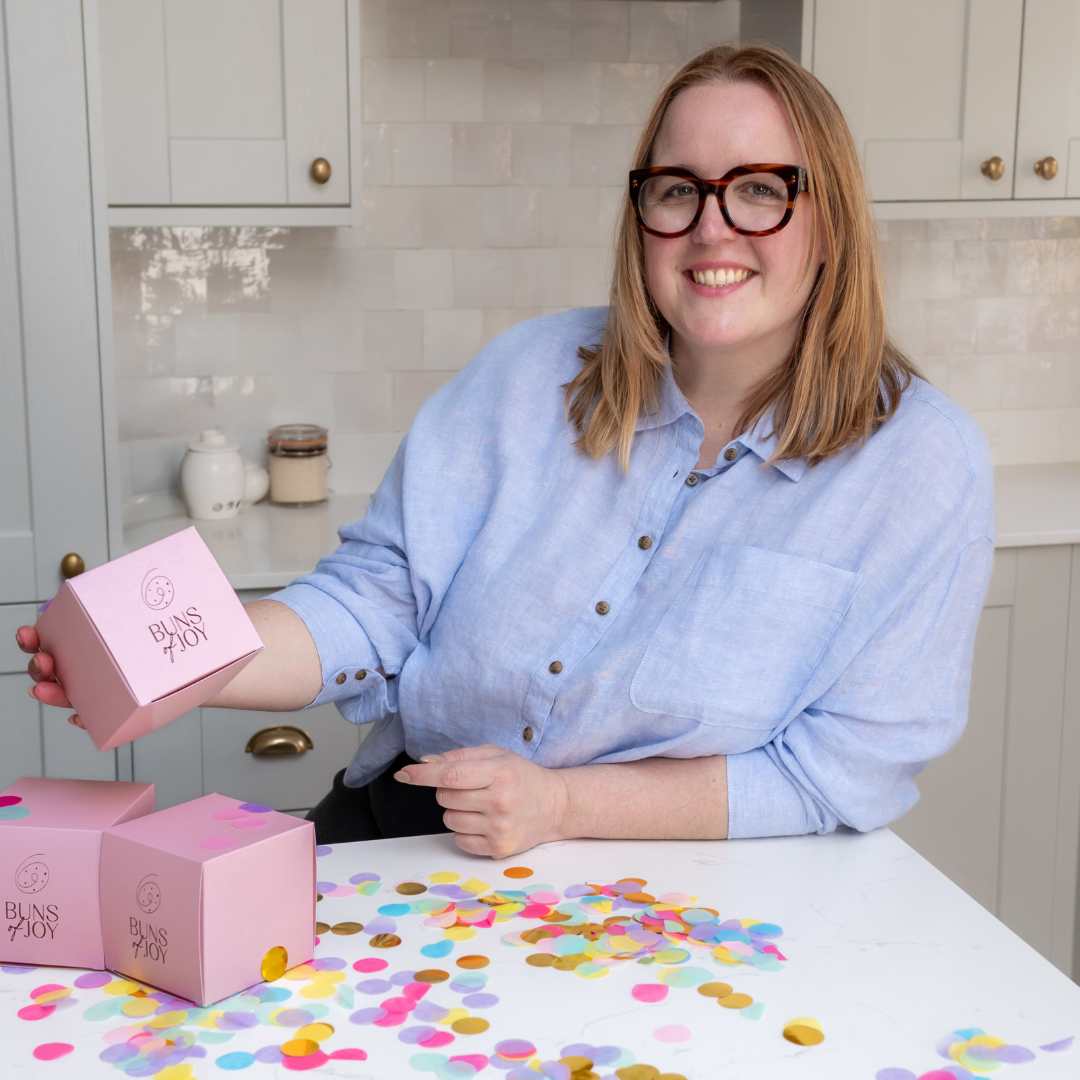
[
  {"xmin": 14, "ymin": 854, "xmax": 49, "ymax": 895},
  {"xmin": 136, "ymin": 874, "xmax": 162, "ymax": 914},
  {"xmin": 140, "ymin": 569, "xmax": 175, "ymax": 611}
]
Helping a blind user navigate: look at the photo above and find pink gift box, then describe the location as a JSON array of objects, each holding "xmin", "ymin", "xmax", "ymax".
[
  {"xmin": 100, "ymin": 793, "xmax": 315, "ymax": 1006},
  {"xmin": 36, "ymin": 526, "xmax": 263, "ymax": 751},
  {"xmin": 0, "ymin": 777, "xmax": 155, "ymax": 969}
]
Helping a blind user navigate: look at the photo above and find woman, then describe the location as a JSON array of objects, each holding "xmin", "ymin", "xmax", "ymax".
[{"xmin": 17, "ymin": 44, "xmax": 994, "ymax": 858}]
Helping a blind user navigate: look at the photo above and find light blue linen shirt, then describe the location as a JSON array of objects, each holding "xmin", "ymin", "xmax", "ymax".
[{"xmin": 267, "ymin": 306, "xmax": 995, "ymax": 839}]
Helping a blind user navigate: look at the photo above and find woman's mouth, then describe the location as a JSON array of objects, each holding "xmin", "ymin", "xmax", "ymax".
[{"xmin": 684, "ymin": 268, "xmax": 757, "ymax": 295}]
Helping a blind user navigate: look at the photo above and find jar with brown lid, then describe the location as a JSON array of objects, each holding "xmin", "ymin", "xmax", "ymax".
[{"xmin": 267, "ymin": 423, "xmax": 330, "ymax": 506}]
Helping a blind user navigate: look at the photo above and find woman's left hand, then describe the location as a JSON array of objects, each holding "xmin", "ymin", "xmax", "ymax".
[{"xmin": 394, "ymin": 744, "xmax": 569, "ymax": 858}]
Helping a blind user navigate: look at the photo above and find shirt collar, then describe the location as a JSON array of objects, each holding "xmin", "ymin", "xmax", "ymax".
[{"xmin": 635, "ymin": 330, "xmax": 807, "ymax": 482}]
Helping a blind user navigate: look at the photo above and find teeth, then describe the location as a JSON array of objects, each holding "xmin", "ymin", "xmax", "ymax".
[{"xmin": 691, "ymin": 268, "xmax": 753, "ymax": 287}]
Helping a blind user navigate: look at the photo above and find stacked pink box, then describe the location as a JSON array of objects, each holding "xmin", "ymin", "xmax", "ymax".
[
  {"xmin": 0, "ymin": 777, "xmax": 155, "ymax": 969},
  {"xmin": 100, "ymin": 793, "xmax": 315, "ymax": 1006}
]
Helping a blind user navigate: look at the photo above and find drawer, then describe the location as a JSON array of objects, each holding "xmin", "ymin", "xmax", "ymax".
[{"xmin": 201, "ymin": 702, "xmax": 366, "ymax": 812}]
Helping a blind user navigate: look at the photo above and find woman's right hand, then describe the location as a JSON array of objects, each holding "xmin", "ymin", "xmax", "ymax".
[{"xmin": 15, "ymin": 625, "xmax": 85, "ymax": 729}]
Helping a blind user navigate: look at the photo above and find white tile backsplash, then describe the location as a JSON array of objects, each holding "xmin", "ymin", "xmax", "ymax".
[{"xmin": 111, "ymin": 0, "xmax": 1080, "ymax": 502}]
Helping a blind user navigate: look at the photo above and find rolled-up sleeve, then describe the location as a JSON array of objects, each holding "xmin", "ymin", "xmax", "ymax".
[
  {"xmin": 725, "ymin": 530, "xmax": 995, "ymax": 839},
  {"xmin": 265, "ymin": 434, "xmax": 419, "ymax": 721}
]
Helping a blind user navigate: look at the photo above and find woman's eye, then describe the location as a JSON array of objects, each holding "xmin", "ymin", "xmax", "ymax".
[
  {"xmin": 741, "ymin": 181, "xmax": 783, "ymax": 200},
  {"xmin": 662, "ymin": 183, "xmax": 697, "ymax": 199}
]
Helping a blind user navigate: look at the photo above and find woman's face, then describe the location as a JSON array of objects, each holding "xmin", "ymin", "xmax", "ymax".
[{"xmin": 642, "ymin": 80, "xmax": 822, "ymax": 371}]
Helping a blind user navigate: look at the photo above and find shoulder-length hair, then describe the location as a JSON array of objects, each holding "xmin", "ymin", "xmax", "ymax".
[{"xmin": 562, "ymin": 43, "xmax": 921, "ymax": 473}]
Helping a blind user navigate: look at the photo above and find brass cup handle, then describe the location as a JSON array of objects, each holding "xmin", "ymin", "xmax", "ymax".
[
  {"xmin": 1034, "ymin": 156, "xmax": 1058, "ymax": 181},
  {"xmin": 60, "ymin": 552, "xmax": 85, "ymax": 578},
  {"xmin": 980, "ymin": 156, "xmax": 1005, "ymax": 181},
  {"xmin": 245, "ymin": 725, "xmax": 314, "ymax": 757},
  {"xmin": 309, "ymin": 157, "xmax": 332, "ymax": 184}
]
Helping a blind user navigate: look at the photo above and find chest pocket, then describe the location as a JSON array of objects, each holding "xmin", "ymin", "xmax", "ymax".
[{"xmin": 629, "ymin": 543, "xmax": 856, "ymax": 730}]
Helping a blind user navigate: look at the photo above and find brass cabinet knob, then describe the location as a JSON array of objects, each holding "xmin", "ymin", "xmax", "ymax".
[
  {"xmin": 59, "ymin": 552, "xmax": 85, "ymax": 578},
  {"xmin": 980, "ymin": 155, "xmax": 1005, "ymax": 181},
  {"xmin": 309, "ymin": 157, "xmax": 332, "ymax": 184},
  {"xmin": 1034, "ymin": 156, "xmax": 1058, "ymax": 180},
  {"xmin": 245, "ymin": 725, "xmax": 314, "ymax": 757}
]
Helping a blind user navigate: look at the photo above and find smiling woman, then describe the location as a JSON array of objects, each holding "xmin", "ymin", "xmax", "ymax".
[{"xmin": 18, "ymin": 45, "xmax": 994, "ymax": 860}]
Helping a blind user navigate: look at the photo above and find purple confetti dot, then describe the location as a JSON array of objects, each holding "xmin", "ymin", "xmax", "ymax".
[
  {"xmin": 238, "ymin": 802, "xmax": 272, "ymax": 813},
  {"xmin": 356, "ymin": 979, "xmax": 393, "ymax": 994},
  {"xmin": 430, "ymin": 884, "xmax": 472, "ymax": 899},
  {"xmin": 462, "ymin": 992, "xmax": 499, "ymax": 1009},
  {"xmin": 412, "ymin": 1001, "xmax": 449, "ymax": 1022},
  {"xmin": 73, "ymin": 971, "xmax": 111, "ymax": 989},
  {"xmin": 312, "ymin": 956, "xmax": 347, "ymax": 971},
  {"xmin": 219, "ymin": 1011, "xmax": 258, "ymax": 1030},
  {"xmin": 399, "ymin": 1025, "xmax": 437, "ymax": 1044},
  {"xmin": 390, "ymin": 970, "xmax": 416, "ymax": 986},
  {"xmin": 100, "ymin": 1044, "xmax": 138, "ymax": 1064},
  {"xmin": 993, "ymin": 1045, "xmax": 1036, "ymax": 1064},
  {"xmin": 255, "ymin": 1045, "xmax": 284, "ymax": 1064},
  {"xmin": 874, "ymin": 1071, "xmax": 917, "ymax": 1080},
  {"xmin": 349, "ymin": 872, "xmax": 379, "ymax": 884},
  {"xmin": 1041, "ymin": 1036, "xmax": 1075, "ymax": 1052},
  {"xmin": 273, "ymin": 1008, "xmax": 314, "ymax": 1026},
  {"xmin": 349, "ymin": 1007, "xmax": 386, "ymax": 1025},
  {"xmin": 315, "ymin": 844, "xmax": 332, "ymax": 856},
  {"xmin": 563, "ymin": 884, "xmax": 591, "ymax": 898},
  {"xmin": 316, "ymin": 880, "xmax": 338, "ymax": 893},
  {"xmin": 0, "ymin": 963, "xmax": 37, "ymax": 974},
  {"xmin": 363, "ymin": 917, "xmax": 396, "ymax": 936}
]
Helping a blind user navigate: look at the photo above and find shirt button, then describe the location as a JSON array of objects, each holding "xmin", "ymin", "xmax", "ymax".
[
  {"xmin": 595, "ymin": 600, "xmax": 610, "ymax": 615},
  {"xmin": 335, "ymin": 672, "xmax": 347, "ymax": 685},
  {"xmin": 522, "ymin": 726, "xmax": 534, "ymax": 743},
  {"xmin": 548, "ymin": 660, "xmax": 563, "ymax": 674},
  {"xmin": 685, "ymin": 473, "xmax": 700, "ymax": 487},
  {"xmin": 637, "ymin": 535, "xmax": 653, "ymax": 550},
  {"xmin": 723, "ymin": 447, "xmax": 737, "ymax": 461},
  {"xmin": 355, "ymin": 669, "xmax": 367, "ymax": 680}
]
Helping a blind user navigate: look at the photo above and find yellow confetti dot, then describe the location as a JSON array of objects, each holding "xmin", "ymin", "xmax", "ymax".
[
  {"xmin": 146, "ymin": 1010, "xmax": 188, "ymax": 1030},
  {"xmin": 103, "ymin": 979, "xmax": 143, "ymax": 997},
  {"xmin": 299, "ymin": 982, "xmax": 336, "ymax": 1000},
  {"xmin": 281, "ymin": 1038, "xmax": 321, "ymax": 1057},
  {"xmin": 439, "ymin": 1007, "xmax": 469, "ymax": 1026},
  {"xmin": 429, "ymin": 871, "xmax": 459, "ymax": 883},
  {"xmin": 296, "ymin": 1022, "xmax": 334, "ymax": 1042},
  {"xmin": 153, "ymin": 1067, "xmax": 194, "ymax": 1080},
  {"xmin": 32, "ymin": 987, "xmax": 71, "ymax": 1004},
  {"xmin": 451, "ymin": 1017, "xmax": 490, "ymax": 1035},
  {"xmin": 459, "ymin": 877, "xmax": 490, "ymax": 895},
  {"xmin": 444, "ymin": 925, "xmax": 476, "ymax": 942},
  {"xmin": 121, "ymin": 997, "xmax": 158, "ymax": 1018},
  {"xmin": 283, "ymin": 964, "xmax": 317, "ymax": 981},
  {"xmin": 782, "ymin": 1017, "xmax": 825, "ymax": 1046},
  {"xmin": 261, "ymin": 945, "xmax": 289, "ymax": 982}
]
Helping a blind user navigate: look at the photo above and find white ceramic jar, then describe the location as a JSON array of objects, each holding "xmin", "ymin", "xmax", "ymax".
[{"xmin": 179, "ymin": 429, "xmax": 245, "ymax": 520}]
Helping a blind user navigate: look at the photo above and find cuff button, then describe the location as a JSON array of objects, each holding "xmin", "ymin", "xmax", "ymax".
[
  {"xmin": 355, "ymin": 669, "xmax": 367, "ymax": 680},
  {"xmin": 335, "ymin": 672, "xmax": 347, "ymax": 685}
]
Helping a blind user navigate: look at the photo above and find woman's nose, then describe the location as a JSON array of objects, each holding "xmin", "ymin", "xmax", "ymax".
[{"xmin": 691, "ymin": 191, "xmax": 738, "ymax": 243}]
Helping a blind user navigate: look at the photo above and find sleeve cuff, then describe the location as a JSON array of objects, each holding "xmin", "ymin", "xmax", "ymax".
[
  {"xmin": 263, "ymin": 583, "xmax": 398, "ymax": 717},
  {"xmin": 724, "ymin": 746, "xmax": 816, "ymax": 839}
]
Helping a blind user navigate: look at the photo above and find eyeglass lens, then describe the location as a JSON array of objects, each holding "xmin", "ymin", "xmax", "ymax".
[{"xmin": 637, "ymin": 172, "xmax": 790, "ymax": 234}]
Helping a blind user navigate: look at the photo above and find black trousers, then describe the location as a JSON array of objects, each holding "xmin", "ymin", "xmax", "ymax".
[{"xmin": 305, "ymin": 752, "xmax": 451, "ymax": 844}]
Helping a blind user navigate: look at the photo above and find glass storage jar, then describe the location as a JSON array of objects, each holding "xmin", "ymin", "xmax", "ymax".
[{"xmin": 267, "ymin": 423, "xmax": 330, "ymax": 506}]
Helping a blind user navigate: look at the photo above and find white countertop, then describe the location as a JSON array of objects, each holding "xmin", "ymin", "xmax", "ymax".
[
  {"xmin": 5, "ymin": 829, "xmax": 1080, "ymax": 1077},
  {"xmin": 123, "ymin": 463, "xmax": 1080, "ymax": 591}
]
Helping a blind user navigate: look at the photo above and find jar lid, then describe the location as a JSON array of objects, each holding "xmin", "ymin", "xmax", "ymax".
[
  {"xmin": 267, "ymin": 423, "xmax": 328, "ymax": 452},
  {"xmin": 188, "ymin": 428, "xmax": 238, "ymax": 453}
]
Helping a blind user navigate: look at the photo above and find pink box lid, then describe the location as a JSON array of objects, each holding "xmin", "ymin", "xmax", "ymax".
[
  {"xmin": 63, "ymin": 527, "xmax": 262, "ymax": 706},
  {"xmin": 105, "ymin": 793, "xmax": 309, "ymax": 863},
  {"xmin": 0, "ymin": 777, "xmax": 154, "ymax": 830}
]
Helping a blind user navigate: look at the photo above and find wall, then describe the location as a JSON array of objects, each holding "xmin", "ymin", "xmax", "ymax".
[{"xmin": 109, "ymin": 0, "xmax": 1080, "ymax": 505}]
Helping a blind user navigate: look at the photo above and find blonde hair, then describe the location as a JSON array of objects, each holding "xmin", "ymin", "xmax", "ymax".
[{"xmin": 563, "ymin": 43, "xmax": 921, "ymax": 473}]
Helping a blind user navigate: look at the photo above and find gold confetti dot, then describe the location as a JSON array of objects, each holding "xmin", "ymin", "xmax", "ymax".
[
  {"xmin": 697, "ymin": 981, "xmax": 734, "ymax": 999},
  {"xmin": 413, "ymin": 969, "xmax": 449, "ymax": 984},
  {"xmin": 503, "ymin": 866, "xmax": 533, "ymax": 879},
  {"xmin": 560, "ymin": 1055, "xmax": 594, "ymax": 1072},
  {"xmin": 623, "ymin": 892, "xmax": 655, "ymax": 904},
  {"xmin": 451, "ymin": 1017, "xmax": 489, "ymax": 1035},
  {"xmin": 260, "ymin": 945, "xmax": 289, "ymax": 982},
  {"xmin": 314, "ymin": 922, "xmax": 330, "ymax": 935},
  {"xmin": 616, "ymin": 1066, "xmax": 659, "ymax": 1080},
  {"xmin": 718, "ymin": 991, "xmax": 754, "ymax": 1009},
  {"xmin": 456, "ymin": 955, "xmax": 490, "ymax": 969},
  {"xmin": 526, "ymin": 953, "xmax": 556, "ymax": 968},
  {"xmin": 296, "ymin": 1022, "xmax": 334, "ymax": 1042},
  {"xmin": 281, "ymin": 1038, "xmax": 320, "ymax": 1057},
  {"xmin": 316, "ymin": 893, "xmax": 323, "ymax": 902},
  {"xmin": 369, "ymin": 932, "xmax": 401, "ymax": 948},
  {"xmin": 396, "ymin": 881, "xmax": 426, "ymax": 895},
  {"xmin": 783, "ymin": 1017, "xmax": 825, "ymax": 1046},
  {"xmin": 330, "ymin": 921, "xmax": 364, "ymax": 935}
]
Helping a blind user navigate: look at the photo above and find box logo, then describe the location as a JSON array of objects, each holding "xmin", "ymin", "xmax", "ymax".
[
  {"xmin": 136, "ymin": 873, "xmax": 162, "ymax": 914},
  {"xmin": 130, "ymin": 874, "xmax": 168, "ymax": 963},
  {"xmin": 140, "ymin": 569, "xmax": 175, "ymax": 611},
  {"xmin": 5, "ymin": 855, "xmax": 59, "ymax": 941}
]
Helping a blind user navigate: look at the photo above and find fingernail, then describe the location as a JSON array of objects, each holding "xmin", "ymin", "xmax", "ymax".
[
  {"xmin": 28, "ymin": 658, "xmax": 40, "ymax": 678},
  {"xmin": 393, "ymin": 770, "xmax": 411, "ymax": 783},
  {"xmin": 26, "ymin": 686, "xmax": 37, "ymax": 700},
  {"xmin": 419, "ymin": 754, "xmax": 440, "ymax": 763}
]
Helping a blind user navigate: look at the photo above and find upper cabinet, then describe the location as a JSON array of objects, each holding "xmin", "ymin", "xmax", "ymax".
[
  {"xmin": 94, "ymin": 0, "xmax": 360, "ymax": 226},
  {"xmin": 811, "ymin": 0, "xmax": 1080, "ymax": 210}
]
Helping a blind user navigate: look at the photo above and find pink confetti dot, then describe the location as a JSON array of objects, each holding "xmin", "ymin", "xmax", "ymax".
[
  {"xmin": 281, "ymin": 1050, "xmax": 329, "ymax": 1071},
  {"xmin": 452, "ymin": 1055, "xmax": 489, "ymax": 1071},
  {"xmin": 0, "ymin": 794, "xmax": 23, "ymax": 807},
  {"xmin": 328, "ymin": 1048, "xmax": 368, "ymax": 1061},
  {"xmin": 30, "ymin": 984, "xmax": 67, "ymax": 1000},
  {"xmin": 17, "ymin": 1004, "xmax": 55, "ymax": 1022},
  {"xmin": 353, "ymin": 958, "xmax": 389, "ymax": 973},
  {"xmin": 32, "ymin": 1043, "xmax": 73, "ymax": 1061},
  {"xmin": 420, "ymin": 1031, "xmax": 455, "ymax": 1048},
  {"xmin": 632, "ymin": 983, "xmax": 668, "ymax": 1004},
  {"xmin": 654, "ymin": 1024, "xmax": 692, "ymax": 1043}
]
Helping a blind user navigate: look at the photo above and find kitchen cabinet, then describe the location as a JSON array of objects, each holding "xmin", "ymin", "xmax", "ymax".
[
  {"xmin": 895, "ymin": 545, "xmax": 1080, "ymax": 980},
  {"xmin": 811, "ymin": 0, "xmax": 1080, "ymax": 211},
  {"xmin": 0, "ymin": 0, "xmax": 117, "ymax": 786},
  {"xmin": 94, "ymin": 0, "xmax": 361, "ymax": 226},
  {"xmin": 130, "ymin": 589, "xmax": 366, "ymax": 815}
]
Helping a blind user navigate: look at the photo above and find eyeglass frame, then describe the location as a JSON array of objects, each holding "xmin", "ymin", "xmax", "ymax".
[{"xmin": 628, "ymin": 163, "xmax": 810, "ymax": 238}]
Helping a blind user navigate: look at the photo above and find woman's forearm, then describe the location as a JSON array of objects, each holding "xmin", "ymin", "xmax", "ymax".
[
  {"xmin": 203, "ymin": 599, "xmax": 328, "ymax": 711},
  {"xmin": 557, "ymin": 754, "xmax": 729, "ymax": 841}
]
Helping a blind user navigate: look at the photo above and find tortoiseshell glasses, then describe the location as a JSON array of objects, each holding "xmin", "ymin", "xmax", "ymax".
[{"xmin": 628, "ymin": 164, "xmax": 809, "ymax": 238}]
